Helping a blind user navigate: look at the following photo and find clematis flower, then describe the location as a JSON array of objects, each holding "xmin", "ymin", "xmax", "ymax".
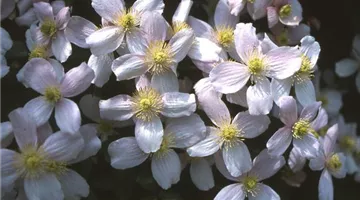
[
  {"xmin": 281, "ymin": 147, "xmax": 307, "ymax": 187},
  {"xmin": 317, "ymin": 89, "xmax": 343, "ymax": 117},
  {"xmin": 22, "ymin": 58, "xmax": 95, "ymax": 134},
  {"xmin": 309, "ymin": 124, "xmax": 347, "ymax": 200},
  {"xmin": 214, "ymin": 149, "xmax": 285, "ymax": 200},
  {"xmin": 187, "ymin": 104, "xmax": 270, "ymax": 177},
  {"xmin": 336, "ymin": 115, "xmax": 359, "ymax": 174},
  {"xmin": 99, "ymin": 79, "xmax": 196, "ymax": 153},
  {"xmin": 32, "ymin": 2, "xmax": 72, "ymax": 62},
  {"xmin": 179, "ymin": 153, "xmax": 215, "ymax": 191},
  {"xmin": 335, "ymin": 34, "xmax": 360, "ymax": 92},
  {"xmin": 210, "ymin": 23, "xmax": 301, "ymax": 115},
  {"xmin": 86, "ymin": 0, "xmax": 165, "ymax": 55},
  {"xmin": 15, "ymin": 0, "xmax": 55, "ymax": 27},
  {"xmin": 107, "ymin": 114, "xmax": 206, "ymax": 189},
  {"xmin": 266, "ymin": 96, "xmax": 321, "ymax": 158},
  {"xmin": 1, "ymin": 27, "xmax": 13, "ymax": 79},
  {"xmin": 271, "ymin": 35, "xmax": 320, "ymax": 106},
  {"xmin": 112, "ymin": 12, "xmax": 194, "ymax": 94},
  {"xmin": 79, "ymin": 94, "xmax": 133, "ymax": 141},
  {"xmin": 227, "ymin": 0, "xmax": 272, "ymax": 21},
  {"xmin": 267, "ymin": 0, "xmax": 303, "ymax": 28},
  {"xmin": 1, "ymin": 108, "xmax": 84, "ymax": 200}
]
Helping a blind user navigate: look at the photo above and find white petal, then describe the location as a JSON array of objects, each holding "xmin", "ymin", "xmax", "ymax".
[
  {"xmin": 172, "ymin": 0, "xmax": 193, "ymax": 23},
  {"xmin": 295, "ymin": 79, "xmax": 316, "ymax": 106},
  {"xmin": 267, "ymin": 6, "xmax": 279, "ymax": 28},
  {"xmin": 190, "ymin": 158, "xmax": 214, "ymax": 191},
  {"xmin": 323, "ymin": 124, "xmax": 338, "ymax": 157},
  {"xmin": 151, "ymin": 149, "xmax": 181, "ymax": 189},
  {"xmin": 1, "ymin": 27, "xmax": 13, "ymax": 52},
  {"xmin": 345, "ymin": 154, "xmax": 358, "ymax": 174},
  {"xmin": 299, "ymin": 101, "xmax": 321, "ymax": 121},
  {"xmin": 266, "ymin": 46, "xmax": 302, "ymax": 79},
  {"xmin": 52, "ymin": 31, "xmax": 72, "ymax": 63},
  {"xmin": 8, "ymin": 108, "xmax": 38, "ymax": 151},
  {"xmin": 318, "ymin": 170, "xmax": 333, "ymax": 200},
  {"xmin": 252, "ymin": 150, "xmax": 285, "ymax": 181},
  {"xmin": 335, "ymin": 58, "xmax": 359, "ymax": 77},
  {"xmin": 55, "ymin": 98, "xmax": 81, "ymax": 134},
  {"xmin": 226, "ymin": 86, "xmax": 248, "ymax": 107},
  {"xmin": 1, "ymin": 149, "xmax": 20, "ymax": 190},
  {"xmin": 300, "ymin": 36, "xmax": 320, "ymax": 67},
  {"xmin": 223, "ymin": 141, "xmax": 252, "ymax": 177},
  {"xmin": 289, "ymin": 147, "xmax": 306, "ymax": 172},
  {"xmin": 140, "ymin": 12, "xmax": 168, "ymax": 42},
  {"xmin": 188, "ymin": 37, "xmax": 221, "ymax": 62},
  {"xmin": 0, "ymin": 122, "xmax": 14, "ymax": 148},
  {"xmin": 135, "ymin": 117, "xmax": 163, "ymax": 153},
  {"xmin": 108, "ymin": 137, "xmax": 149, "ymax": 169},
  {"xmin": 161, "ymin": 92, "xmax": 196, "ymax": 118},
  {"xmin": 24, "ymin": 96, "xmax": 54, "ymax": 126},
  {"xmin": 133, "ymin": 0, "xmax": 165, "ymax": 14},
  {"xmin": 279, "ymin": 0, "xmax": 303, "ymax": 26},
  {"xmin": 91, "ymin": 0, "xmax": 125, "ymax": 22},
  {"xmin": 112, "ymin": 54, "xmax": 147, "ymax": 81},
  {"xmin": 151, "ymin": 71, "xmax": 179, "ymax": 94},
  {"xmin": 125, "ymin": 28, "xmax": 148, "ymax": 54},
  {"xmin": 234, "ymin": 23, "xmax": 260, "ymax": 63},
  {"xmin": 266, "ymin": 127, "xmax": 292, "ymax": 157},
  {"xmin": 247, "ymin": 0, "xmax": 272, "ymax": 20},
  {"xmin": 232, "ymin": 111, "xmax": 270, "ymax": 138},
  {"xmin": 165, "ymin": 114, "xmax": 206, "ymax": 148},
  {"xmin": 227, "ymin": 0, "xmax": 246, "ymax": 16},
  {"xmin": 278, "ymin": 95, "xmax": 298, "ymax": 126},
  {"xmin": 60, "ymin": 63, "xmax": 95, "ymax": 97},
  {"xmin": 214, "ymin": 0, "xmax": 239, "ymax": 29},
  {"xmin": 209, "ymin": 61, "xmax": 250, "ymax": 94},
  {"xmin": 214, "ymin": 183, "xmax": 245, "ymax": 200},
  {"xmin": 48, "ymin": 59, "xmax": 65, "ymax": 82},
  {"xmin": 248, "ymin": 183, "xmax": 280, "ymax": 200},
  {"xmin": 24, "ymin": 174, "xmax": 63, "ymax": 200},
  {"xmin": 135, "ymin": 74, "xmax": 151, "ymax": 90},
  {"xmin": 309, "ymin": 155, "xmax": 325, "ymax": 171},
  {"xmin": 37, "ymin": 122, "xmax": 53, "ymax": 145},
  {"xmin": 58, "ymin": 169, "xmax": 89, "ymax": 199},
  {"xmin": 169, "ymin": 28, "xmax": 195, "ymax": 63},
  {"xmin": 33, "ymin": 2, "xmax": 54, "ymax": 22},
  {"xmin": 293, "ymin": 134, "xmax": 320, "ymax": 158},
  {"xmin": 88, "ymin": 53, "xmax": 114, "ymax": 87},
  {"xmin": 41, "ymin": 131, "xmax": 84, "ymax": 162},
  {"xmin": 65, "ymin": 16, "xmax": 97, "ymax": 48},
  {"xmin": 79, "ymin": 94, "xmax": 101, "ymax": 122},
  {"xmin": 311, "ymin": 108, "xmax": 328, "ymax": 131},
  {"xmin": 187, "ymin": 16, "xmax": 214, "ymax": 39},
  {"xmin": 187, "ymin": 127, "xmax": 221, "ymax": 157},
  {"xmin": 271, "ymin": 78, "xmax": 292, "ymax": 105},
  {"xmin": 86, "ymin": 26, "xmax": 124, "ymax": 56},
  {"xmin": 247, "ymin": 78, "xmax": 273, "ymax": 115},
  {"xmin": 99, "ymin": 95, "xmax": 134, "ymax": 121},
  {"xmin": 322, "ymin": 89, "xmax": 342, "ymax": 116}
]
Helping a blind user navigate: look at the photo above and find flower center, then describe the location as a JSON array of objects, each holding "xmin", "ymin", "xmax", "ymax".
[
  {"xmin": 97, "ymin": 121, "xmax": 113, "ymax": 134},
  {"xmin": 40, "ymin": 19, "xmax": 57, "ymax": 37},
  {"xmin": 218, "ymin": 124, "xmax": 242, "ymax": 147},
  {"xmin": 339, "ymin": 136, "xmax": 356, "ymax": 152},
  {"xmin": 293, "ymin": 55, "xmax": 314, "ymax": 83},
  {"xmin": 279, "ymin": 4, "xmax": 292, "ymax": 18},
  {"xmin": 117, "ymin": 10, "xmax": 138, "ymax": 31},
  {"xmin": 327, "ymin": 154, "xmax": 342, "ymax": 172},
  {"xmin": 248, "ymin": 57, "xmax": 265, "ymax": 75},
  {"xmin": 292, "ymin": 119, "xmax": 312, "ymax": 139},
  {"xmin": 29, "ymin": 46, "xmax": 48, "ymax": 60},
  {"xmin": 215, "ymin": 27, "xmax": 234, "ymax": 49},
  {"xmin": 145, "ymin": 41, "xmax": 174, "ymax": 75},
  {"xmin": 243, "ymin": 176, "xmax": 258, "ymax": 194},
  {"xmin": 15, "ymin": 147, "xmax": 46, "ymax": 178},
  {"xmin": 173, "ymin": 22, "xmax": 191, "ymax": 34},
  {"xmin": 45, "ymin": 160, "xmax": 67, "ymax": 176},
  {"xmin": 44, "ymin": 86, "xmax": 61, "ymax": 103},
  {"xmin": 154, "ymin": 135, "xmax": 174, "ymax": 158},
  {"xmin": 132, "ymin": 87, "xmax": 163, "ymax": 121}
]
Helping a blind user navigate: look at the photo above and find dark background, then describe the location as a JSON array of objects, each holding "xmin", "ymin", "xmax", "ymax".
[{"xmin": 1, "ymin": 0, "xmax": 360, "ymax": 199}]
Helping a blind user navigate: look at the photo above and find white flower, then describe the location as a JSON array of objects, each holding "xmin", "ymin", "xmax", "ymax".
[
  {"xmin": 267, "ymin": 0, "xmax": 303, "ymax": 28},
  {"xmin": 227, "ymin": 0, "xmax": 272, "ymax": 21},
  {"xmin": 0, "ymin": 27, "xmax": 13, "ymax": 79}
]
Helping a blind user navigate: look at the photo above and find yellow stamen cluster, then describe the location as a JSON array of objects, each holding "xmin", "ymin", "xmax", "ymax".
[
  {"xmin": 292, "ymin": 119, "xmax": 312, "ymax": 139},
  {"xmin": 327, "ymin": 154, "xmax": 342, "ymax": 172},
  {"xmin": 219, "ymin": 124, "xmax": 242, "ymax": 148},
  {"xmin": 215, "ymin": 26, "xmax": 234, "ymax": 49},
  {"xmin": 154, "ymin": 135, "xmax": 175, "ymax": 158},
  {"xmin": 248, "ymin": 57, "xmax": 265, "ymax": 76},
  {"xmin": 45, "ymin": 160, "xmax": 68, "ymax": 176},
  {"xmin": 293, "ymin": 55, "xmax": 314, "ymax": 83},
  {"xmin": 339, "ymin": 136, "xmax": 356, "ymax": 152},
  {"xmin": 279, "ymin": 4, "xmax": 292, "ymax": 18},
  {"xmin": 173, "ymin": 22, "xmax": 191, "ymax": 34},
  {"xmin": 44, "ymin": 86, "xmax": 62, "ymax": 103},
  {"xmin": 116, "ymin": 10, "xmax": 138, "ymax": 31},
  {"xmin": 145, "ymin": 41, "xmax": 174, "ymax": 75},
  {"xmin": 29, "ymin": 46, "xmax": 48, "ymax": 60},
  {"xmin": 40, "ymin": 19, "xmax": 57, "ymax": 37},
  {"xmin": 132, "ymin": 88, "xmax": 163, "ymax": 121},
  {"xmin": 14, "ymin": 147, "xmax": 46, "ymax": 178},
  {"xmin": 243, "ymin": 176, "xmax": 258, "ymax": 195}
]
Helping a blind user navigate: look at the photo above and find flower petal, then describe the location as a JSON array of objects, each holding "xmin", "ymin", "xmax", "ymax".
[
  {"xmin": 311, "ymin": 108, "xmax": 328, "ymax": 131},
  {"xmin": 99, "ymin": 95, "xmax": 134, "ymax": 121},
  {"xmin": 79, "ymin": 94, "xmax": 101, "ymax": 122},
  {"xmin": 234, "ymin": 23, "xmax": 260, "ymax": 62},
  {"xmin": 58, "ymin": 169, "xmax": 89, "ymax": 199},
  {"xmin": 214, "ymin": 0, "xmax": 239, "ymax": 29},
  {"xmin": 112, "ymin": 54, "xmax": 147, "ymax": 81},
  {"xmin": 187, "ymin": 16, "xmax": 214, "ymax": 39},
  {"xmin": 295, "ymin": 79, "xmax": 316, "ymax": 106},
  {"xmin": 161, "ymin": 92, "xmax": 196, "ymax": 118},
  {"xmin": 33, "ymin": 2, "xmax": 54, "ymax": 22},
  {"xmin": 190, "ymin": 158, "xmax": 214, "ymax": 191},
  {"xmin": 247, "ymin": 78, "xmax": 273, "ymax": 115},
  {"xmin": 188, "ymin": 37, "xmax": 221, "ymax": 62},
  {"xmin": 42, "ymin": 131, "xmax": 84, "ymax": 162},
  {"xmin": 24, "ymin": 173, "xmax": 63, "ymax": 200},
  {"xmin": 91, "ymin": 0, "xmax": 125, "ymax": 22},
  {"xmin": 278, "ymin": 95, "xmax": 298, "ymax": 126},
  {"xmin": 331, "ymin": 153, "xmax": 346, "ymax": 178},
  {"xmin": 165, "ymin": 114, "xmax": 206, "ymax": 148},
  {"xmin": 52, "ymin": 31, "xmax": 72, "ymax": 62},
  {"xmin": 227, "ymin": 0, "xmax": 246, "ymax": 16},
  {"xmin": 1, "ymin": 149, "xmax": 20, "ymax": 190},
  {"xmin": 309, "ymin": 154, "xmax": 325, "ymax": 171},
  {"xmin": 132, "ymin": 0, "xmax": 165, "ymax": 14},
  {"xmin": 125, "ymin": 27, "xmax": 148, "ymax": 54},
  {"xmin": 88, "ymin": 53, "xmax": 114, "ymax": 87},
  {"xmin": 65, "ymin": 16, "xmax": 97, "ymax": 48},
  {"xmin": 323, "ymin": 124, "xmax": 339, "ymax": 157},
  {"xmin": 293, "ymin": 134, "xmax": 320, "ymax": 158},
  {"xmin": 60, "ymin": 62, "xmax": 95, "ymax": 97},
  {"xmin": 247, "ymin": 0, "xmax": 272, "ymax": 20},
  {"xmin": 267, "ymin": 6, "xmax": 279, "ymax": 28},
  {"xmin": 86, "ymin": 26, "xmax": 124, "ymax": 55},
  {"xmin": 214, "ymin": 183, "xmax": 245, "ymax": 200},
  {"xmin": 222, "ymin": 141, "xmax": 252, "ymax": 177},
  {"xmin": 226, "ymin": 86, "xmax": 248, "ymax": 107},
  {"xmin": 151, "ymin": 149, "xmax": 181, "ymax": 189},
  {"xmin": 140, "ymin": 12, "xmax": 168, "ymax": 42},
  {"xmin": 24, "ymin": 96, "xmax": 54, "ymax": 126},
  {"xmin": 299, "ymin": 101, "xmax": 321, "ymax": 121},
  {"xmin": 271, "ymin": 78, "xmax": 292, "ymax": 106},
  {"xmin": 55, "ymin": 7, "xmax": 70, "ymax": 30},
  {"xmin": 289, "ymin": 147, "xmax": 307, "ymax": 172},
  {"xmin": 266, "ymin": 46, "xmax": 302, "ymax": 79},
  {"xmin": 266, "ymin": 127, "xmax": 292, "ymax": 157},
  {"xmin": 0, "ymin": 122, "xmax": 14, "ymax": 148},
  {"xmin": 335, "ymin": 58, "xmax": 359, "ymax": 77},
  {"xmin": 279, "ymin": 0, "xmax": 303, "ymax": 26},
  {"xmin": 55, "ymin": 98, "xmax": 81, "ymax": 134},
  {"xmin": 252, "ymin": 150, "xmax": 285, "ymax": 181},
  {"xmin": 172, "ymin": 0, "xmax": 193, "ymax": 23},
  {"xmin": 300, "ymin": 36, "xmax": 320, "ymax": 67},
  {"xmin": 135, "ymin": 117, "xmax": 163, "ymax": 153},
  {"xmin": 232, "ymin": 111, "xmax": 270, "ymax": 138},
  {"xmin": 151, "ymin": 71, "xmax": 179, "ymax": 94},
  {"xmin": 108, "ymin": 137, "xmax": 149, "ymax": 169},
  {"xmin": 187, "ymin": 127, "xmax": 221, "ymax": 157},
  {"xmin": 318, "ymin": 170, "xmax": 333, "ymax": 200},
  {"xmin": 209, "ymin": 61, "xmax": 250, "ymax": 94},
  {"xmin": 248, "ymin": 183, "xmax": 280, "ymax": 200},
  {"xmin": 169, "ymin": 28, "xmax": 195, "ymax": 63}
]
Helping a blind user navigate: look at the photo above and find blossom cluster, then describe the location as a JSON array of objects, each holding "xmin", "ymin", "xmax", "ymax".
[{"xmin": 1, "ymin": 0, "xmax": 359, "ymax": 200}]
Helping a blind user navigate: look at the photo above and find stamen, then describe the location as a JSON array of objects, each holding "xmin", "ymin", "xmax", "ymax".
[
  {"xmin": 173, "ymin": 22, "xmax": 191, "ymax": 34},
  {"xmin": 145, "ymin": 41, "xmax": 174, "ymax": 75},
  {"xmin": 29, "ymin": 46, "xmax": 48, "ymax": 60},
  {"xmin": 40, "ymin": 19, "xmax": 57, "ymax": 37},
  {"xmin": 215, "ymin": 26, "xmax": 234, "ymax": 49},
  {"xmin": 218, "ymin": 123, "xmax": 243, "ymax": 148},
  {"xmin": 153, "ymin": 134, "xmax": 175, "ymax": 159},
  {"xmin": 339, "ymin": 136, "xmax": 356, "ymax": 152},
  {"xmin": 243, "ymin": 175, "xmax": 259, "ymax": 196},
  {"xmin": 14, "ymin": 146, "xmax": 46, "ymax": 178},
  {"xmin": 116, "ymin": 9, "xmax": 139, "ymax": 31},
  {"xmin": 132, "ymin": 87, "xmax": 163, "ymax": 121},
  {"xmin": 248, "ymin": 57, "xmax": 265, "ymax": 75},
  {"xmin": 279, "ymin": 4, "xmax": 292, "ymax": 18},
  {"xmin": 293, "ymin": 55, "xmax": 314, "ymax": 83},
  {"xmin": 326, "ymin": 154, "xmax": 342, "ymax": 172},
  {"xmin": 292, "ymin": 119, "xmax": 313, "ymax": 139},
  {"xmin": 44, "ymin": 86, "xmax": 62, "ymax": 103},
  {"xmin": 45, "ymin": 160, "xmax": 68, "ymax": 176}
]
